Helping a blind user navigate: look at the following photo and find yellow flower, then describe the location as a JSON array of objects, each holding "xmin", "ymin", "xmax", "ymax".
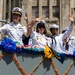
[{"xmin": 44, "ymin": 46, "xmax": 54, "ymax": 58}]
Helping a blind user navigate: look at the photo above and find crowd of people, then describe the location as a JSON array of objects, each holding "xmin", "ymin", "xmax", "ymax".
[{"xmin": 0, "ymin": 7, "xmax": 75, "ymax": 54}]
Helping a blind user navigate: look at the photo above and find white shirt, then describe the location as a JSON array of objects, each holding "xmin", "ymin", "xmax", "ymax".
[
  {"xmin": 68, "ymin": 36, "xmax": 75, "ymax": 51},
  {"xmin": 30, "ymin": 31, "xmax": 48, "ymax": 48},
  {"xmin": 48, "ymin": 24, "xmax": 73, "ymax": 54},
  {"xmin": 0, "ymin": 22, "xmax": 27, "ymax": 45},
  {"xmin": 62, "ymin": 35, "xmax": 75, "ymax": 54}
]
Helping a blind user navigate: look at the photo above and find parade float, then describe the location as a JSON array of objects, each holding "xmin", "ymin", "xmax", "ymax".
[{"xmin": 0, "ymin": 37, "xmax": 75, "ymax": 75}]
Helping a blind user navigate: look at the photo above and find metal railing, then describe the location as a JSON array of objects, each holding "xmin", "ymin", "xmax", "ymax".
[
  {"xmin": 0, "ymin": 20, "xmax": 7, "ymax": 26},
  {"xmin": 0, "ymin": 20, "xmax": 7, "ymax": 41}
]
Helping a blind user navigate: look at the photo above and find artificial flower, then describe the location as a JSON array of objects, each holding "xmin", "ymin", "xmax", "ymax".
[
  {"xmin": 1, "ymin": 38, "xmax": 16, "ymax": 52},
  {"xmin": 44, "ymin": 46, "xmax": 54, "ymax": 58}
]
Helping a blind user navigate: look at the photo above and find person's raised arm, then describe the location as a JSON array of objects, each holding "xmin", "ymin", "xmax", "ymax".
[
  {"xmin": 24, "ymin": 13, "xmax": 28, "ymax": 24},
  {"xmin": 24, "ymin": 17, "xmax": 44, "ymax": 37},
  {"xmin": 22, "ymin": 17, "xmax": 45, "ymax": 45},
  {"xmin": 62, "ymin": 15, "xmax": 74, "ymax": 41},
  {"xmin": 25, "ymin": 21, "xmax": 35, "ymax": 37}
]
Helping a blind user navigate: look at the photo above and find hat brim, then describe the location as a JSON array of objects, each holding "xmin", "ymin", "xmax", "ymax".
[
  {"xmin": 12, "ymin": 12, "xmax": 22, "ymax": 16},
  {"xmin": 50, "ymin": 27, "xmax": 59, "ymax": 29}
]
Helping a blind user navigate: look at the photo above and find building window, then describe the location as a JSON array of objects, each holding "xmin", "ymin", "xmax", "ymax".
[
  {"xmin": 52, "ymin": 6, "xmax": 59, "ymax": 18},
  {"xmin": 42, "ymin": 6, "xmax": 49, "ymax": 18},
  {"xmin": 32, "ymin": 6, "xmax": 39, "ymax": 18}
]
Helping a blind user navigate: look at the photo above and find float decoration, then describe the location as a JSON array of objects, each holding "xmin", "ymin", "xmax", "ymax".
[
  {"xmin": 51, "ymin": 59, "xmax": 60, "ymax": 75},
  {"xmin": 1, "ymin": 38, "xmax": 16, "ymax": 52},
  {"xmin": 10, "ymin": 53, "xmax": 27, "ymax": 75},
  {"xmin": 0, "ymin": 38, "xmax": 74, "ymax": 75},
  {"xmin": 0, "ymin": 52, "xmax": 6, "ymax": 59},
  {"xmin": 63, "ymin": 60, "xmax": 75, "ymax": 75}
]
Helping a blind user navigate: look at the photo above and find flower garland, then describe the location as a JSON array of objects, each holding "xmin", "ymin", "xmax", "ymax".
[
  {"xmin": 0, "ymin": 38, "xmax": 75, "ymax": 75},
  {"xmin": 10, "ymin": 53, "xmax": 27, "ymax": 75},
  {"xmin": 11, "ymin": 53, "xmax": 45, "ymax": 75},
  {"xmin": 63, "ymin": 60, "xmax": 75, "ymax": 75},
  {"xmin": 51, "ymin": 59, "xmax": 60, "ymax": 75},
  {"xmin": 29, "ymin": 57, "xmax": 44, "ymax": 75},
  {"xmin": 1, "ymin": 38, "xmax": 16, "ymax": 52},
  {"xmin": 1, "ymin": 38, "xmax": 44, "ymax": 54},
  {"xmin": 44, "ymin": 46, "xmax": 54, "ymax": 58},
  {"xmin": 51, "ymin": 58, "xmax": 75, "ymax": 75},
  {"xmin": 0, "ymin": 51, "xmax": 74, "ymax": 75},
  {"xmin": 22, "ymin": 45, "xmax": 44, "ymax": 54},
  {"xmin": 0, "ymin": 52, "xmax": 6, "ymax": 59}
]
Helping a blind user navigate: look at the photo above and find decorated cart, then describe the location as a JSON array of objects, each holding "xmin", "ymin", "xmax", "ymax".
[{"xmin": 0, "ymin": 37, "xmax": 75, "ymax": 75}]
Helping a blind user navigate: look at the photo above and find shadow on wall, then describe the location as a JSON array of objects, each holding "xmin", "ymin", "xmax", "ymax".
[{"xmin": 2, "ymin": 52, "xmax": 51, "ymax": 72}]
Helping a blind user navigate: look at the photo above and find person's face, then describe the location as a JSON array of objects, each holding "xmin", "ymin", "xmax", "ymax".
[
  {"xmin": 38, "ymin": 27, "xmax": 45, "ymax": 35},
  {"xmin": 51, "ymin": 28, "xmax": 58, "ymax": 36},
  {"xmin": 12, "ymin": 14, "xmax": 21, "ymax": 24}
]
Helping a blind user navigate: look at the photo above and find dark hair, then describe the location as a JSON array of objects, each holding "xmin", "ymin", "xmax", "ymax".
[
  {"xmin": 50, "ymin": 28, "xmax": 53, "ymax": 33},
  {"xmin": 36, "ymin": 21, "xmax": 47, "ymax": 34}
]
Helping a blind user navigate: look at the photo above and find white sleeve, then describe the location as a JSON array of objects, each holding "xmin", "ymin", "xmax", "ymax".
[
  {"xmin": 62, "ymin": 24, "xmax": 73, "ymax": 41},
  {"xmin": 22, "ymin": 26, "xmax": 27, "ymax": 33},
  {"xmin": 30, "ymin": 31, "xmax": 36, "ymax": 37},
  {"xmin": 73, "ymin": 37, "xmax": 75, "ymax": 48},
  {"xmin": 0, "ymin": 24, "xmax": 7, "ymax": 34}
]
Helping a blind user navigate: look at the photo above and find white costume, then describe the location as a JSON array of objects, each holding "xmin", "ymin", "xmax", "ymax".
[
  {"xmin": 0, "ymin": 7, "xmax": 26, "ymax": 45},
  {"xmin": 30, "ymin": 31, "xmax": 48, "ymax": 48},
  {"xmin": 48, "ymin": 24, "xmax": 73, "ymax": 54},
  {"xmin": 67, "ymin": 36, "xmax": 75, "ymax": 52},
  {"xmin": 0, "ymin": 22, "xmax": 26, "ymax": 44},
  {"xmin": 61, "ymin": 27, "xmax": 75, "ymax": 54}
]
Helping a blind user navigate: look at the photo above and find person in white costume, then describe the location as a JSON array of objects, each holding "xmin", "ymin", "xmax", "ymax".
[
  {"xmin": 25, "ymin": 20, "xmax": 48, "ymax": 49},
  {"xmin": 0, "ymin": 7, "xmax": 27, "ymax": 45},
  {"xmin": 49, "ymin": 24, "xmax": 59, "ymax": 47},
  {"xmin": 48, "ymin": 15, "xmax": 74, "ymax": 54},
  {"xmin": 62, "ymin": 27, "xmax": 75, "ymax": 54}
]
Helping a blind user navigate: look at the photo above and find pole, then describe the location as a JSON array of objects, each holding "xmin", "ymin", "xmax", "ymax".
[{"xmin": 59, "ymin": 0, "xmax": 63, "ymax": 33}]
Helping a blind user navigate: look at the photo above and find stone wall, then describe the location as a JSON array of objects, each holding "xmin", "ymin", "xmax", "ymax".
[{"xmin": 0, "ymin": 0, "xmax": 3, "ymax": 40}]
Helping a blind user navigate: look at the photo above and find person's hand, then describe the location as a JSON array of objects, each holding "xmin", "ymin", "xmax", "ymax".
[
  {"xmin": 68, "ymin": 15, "xmax": 74, "ymax": 22},
  {"xmin": 35, "ymin": 17, "xmax": 44, "ymax": 22},
  {"xmin": 24, "ymin": 13, "xmax": 28, "ymax": 20},
  {"xmin": 24, "ymin": 13, "xmax": 28, "ymax": 23},
  {"xmin": 27, "ymin": 21, "xmax": 35, "ymax": 28}
]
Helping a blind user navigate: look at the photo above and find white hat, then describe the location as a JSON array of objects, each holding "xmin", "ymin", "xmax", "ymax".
[
  {"xmin": 50, "ymin": 24, "xmax": 59, "ymax": 29},
  {"xmin": 62, "ymin": 27, "xmax": 69, "ymax": 32},
  {"xmin": 41, "ymin": 20, "xmax": 46, "ymax": 24},
  {"xmin": 35, "ymin": 20, "xmax": 46, "ymax": 26},
  {"xmin": 12, "ymin": 7, "xmax": 24, "ymax": 17}
]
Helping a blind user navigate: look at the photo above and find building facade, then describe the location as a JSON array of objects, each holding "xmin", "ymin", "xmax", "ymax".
[
  {"xmin": 0, "ymin": 0, "xmax": 75, "ymax": 35},
  {"xmin": 21, "ymin": 0, "xmax": 75, "ymax": 34}
]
